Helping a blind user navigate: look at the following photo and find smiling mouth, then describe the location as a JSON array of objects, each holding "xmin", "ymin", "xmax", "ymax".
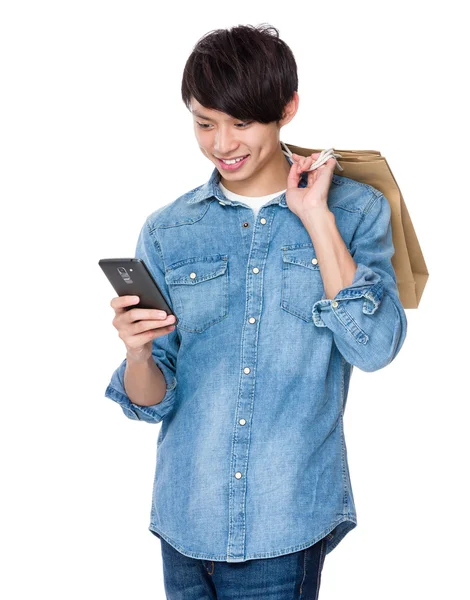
[
  {"xmin": 215, "ymin": 155, "xmax": 250, "ymax": 171},
  {"xmin": 217, "ymin": 155, "xmax": 249, "ymax": 163}
]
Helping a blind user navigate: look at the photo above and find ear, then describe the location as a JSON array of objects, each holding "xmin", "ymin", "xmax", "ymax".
[{"xmin": 280, "ymin": 91, "xmax": 299, "ymax": 126}]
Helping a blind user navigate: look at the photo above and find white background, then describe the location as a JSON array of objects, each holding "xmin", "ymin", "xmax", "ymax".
[{"xmin": 1, "ymin": 1, "xmax": 468, "ymax": 598}]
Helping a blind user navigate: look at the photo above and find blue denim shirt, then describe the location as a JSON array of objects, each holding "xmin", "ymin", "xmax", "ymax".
[{"xmin": 104, "ymin": 151, "xmax": 407, "ymax": 562}]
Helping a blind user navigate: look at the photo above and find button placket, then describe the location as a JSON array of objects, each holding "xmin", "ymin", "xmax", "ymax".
[{"xmin": 227, "ymin": 209, "xmax": 272, "ymax": 561}]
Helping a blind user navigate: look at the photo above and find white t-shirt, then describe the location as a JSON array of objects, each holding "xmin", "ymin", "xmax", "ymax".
[{"xmin": 219, "ymin": 182, "xmax": 286, "ymax": 219}]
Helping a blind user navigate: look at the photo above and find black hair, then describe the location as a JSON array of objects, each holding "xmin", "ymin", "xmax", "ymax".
[{"xmin": 181, "ymin": 23, "xmax": 298, "ymax": 124}]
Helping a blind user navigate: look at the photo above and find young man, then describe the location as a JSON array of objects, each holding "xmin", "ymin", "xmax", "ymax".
[{"xmin": 105, "ymin": 24, "xmax": 407, "ymax": 599}]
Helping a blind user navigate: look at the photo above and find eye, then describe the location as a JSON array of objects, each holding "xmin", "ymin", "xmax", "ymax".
[
  {"xmin": 235, "ymin": 121, "xmax": 252, "ymax": 128},
  {"xmin": 196, "ymin": 122, "xmax": 211, "ymax": 129}
]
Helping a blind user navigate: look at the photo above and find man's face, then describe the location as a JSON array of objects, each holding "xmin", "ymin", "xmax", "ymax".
[{"xmin": 189, "ymin": 98, "xmax": 284, "ymax": 184}]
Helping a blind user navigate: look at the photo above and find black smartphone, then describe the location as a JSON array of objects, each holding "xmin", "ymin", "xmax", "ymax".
[{"xmin": 98, "ymin": 257, "xmax": 178, "ymax": 324}]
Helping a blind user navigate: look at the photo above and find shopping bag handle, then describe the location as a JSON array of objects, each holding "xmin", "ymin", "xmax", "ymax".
[{"xmin": 281, "ymin": 141, "xmax": 344, "ymax": 172}]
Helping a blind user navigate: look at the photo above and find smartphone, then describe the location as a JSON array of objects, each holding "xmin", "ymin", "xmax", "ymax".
[{"xmin": 98, "ymin": 257, "xmax": 178, "ymax": 325}]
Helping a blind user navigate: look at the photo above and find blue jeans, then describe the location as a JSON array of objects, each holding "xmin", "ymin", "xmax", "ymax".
[{"xmin": 159, "ymin": 535, "xmax": 327, "ymax": 599}]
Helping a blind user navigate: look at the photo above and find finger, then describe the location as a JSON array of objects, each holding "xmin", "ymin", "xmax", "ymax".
[
  {"xmin": 298, "ymin": 154, "xmax": 316, "ymax": 172},
  {"xmin": 291, "ymin": 152, "xmax": 310, "ymax": 165},
  {"xmin": 291, "ymin": 152, "xmax": 321, "ymax": 160},
  {"xmin": 132, "ymin": 315, "xmax": 176, "ymax": 335},
  {"xmin": 125, "ymin": 307, "xmax": 171, "ymax": 323},
  {"xmin": 125, "ymin": 324, "xmax": 176, "ymax": 348},
  {"xmin": 286, "ymin": 160, "xmax": 302, "ymax": 189},
  {"xmin": 111, "ymin": 295, "xmax": 140, "ymax": 311},
  {"xmin": 307, "ymin": 169, "xmax": 318, "ymax": 187},
  {"xmin": 321, "ymin": 157, "xmax": 337, "ymax": 171},
  {"xmin": 310, "ymin": 152, "xmax": 322, "ymax": 158}
]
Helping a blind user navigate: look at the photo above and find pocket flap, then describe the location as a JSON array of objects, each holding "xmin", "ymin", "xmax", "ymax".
[
  {"xmin": 165, "ymin": 255, "xmax": 228, "ymax": 285},
  {"xmin": 281, "ymin": 245, "xmax": 319, "ymax": 271}
]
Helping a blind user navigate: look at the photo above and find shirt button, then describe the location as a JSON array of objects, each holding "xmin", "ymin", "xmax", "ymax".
[
  {"xmin": 239, "ymin": 418, "xmax": 246, "ymax": 425},
  {"xmin": 243, "ymin": 367, "xmax": 251, "ymax": 374},
  {"xmin": 248, "ymin": 317, "xmax": 256, "ymax": 324},
  {"xmin": 252, "ymin": 267, "xmax": 260, "ymax": 274},
  {"xmin": 260, "ymin": 218, "xmax": 267, "ymax": 224},
  {"xmin": 235, "ymin": 472, "xmax": 243, "ymax": 479},
  {"xmin": 311, "ymin": 258, "xmax": 318, "ymax": 265},
  {"xmin": 243, "ymin": 221, "xmax": 249, "ymax": 227},
  {"xmin": 332, "ymin": 301, "xmax": 338, "ymax": 308},
  {"xmin": 190, "ymin": 272, "xmax": 196, "ymax": 279}
]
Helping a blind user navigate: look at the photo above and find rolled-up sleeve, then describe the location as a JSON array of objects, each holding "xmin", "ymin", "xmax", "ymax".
[
  {"xmin": 104, "ymin": 216, "xmax": 179, "ymax": 423},
  {"xmin": 312, "ymin": 192, "xmax": 407, "ymax": 372}
]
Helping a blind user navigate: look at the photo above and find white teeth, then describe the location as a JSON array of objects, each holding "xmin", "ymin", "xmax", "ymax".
[{"xmin": 222, "ymin": 156, "xmax": 247, "ymax": 164}]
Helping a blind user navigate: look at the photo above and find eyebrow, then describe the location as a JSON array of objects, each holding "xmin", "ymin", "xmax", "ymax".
[
  {"xmin": 191, "ymin": 109, "xmax": 239, "ymax": 122},
  {"xmin": 191, "ymin": 110, "xmax": 216, "ymax": 121}
]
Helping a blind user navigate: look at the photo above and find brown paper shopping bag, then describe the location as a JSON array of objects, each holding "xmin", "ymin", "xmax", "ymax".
[{"xmin": 283, "ymin": 143, "xmax": 429, "ymax": 309}]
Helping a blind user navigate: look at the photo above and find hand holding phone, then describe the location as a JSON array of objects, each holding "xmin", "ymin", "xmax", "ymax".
[
  {"xmin": 99, "ymin": 258, "xmax": 178, "ymax": 318},
  {"xmin": 99, "ymin": 257, "xmax": 179, "ymax": 363},
  {"xmin": 110, "ymin": 295, "xmax": 176, "ymax": 363}
]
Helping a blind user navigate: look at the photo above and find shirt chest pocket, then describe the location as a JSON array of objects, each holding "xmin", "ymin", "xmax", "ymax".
[
  {"xmin": 165, "ymin": 254, "xmax": 229, "ymax": 333},
  {"xmin": 280, "ymin": 244, "xmax": 325, "ymax": 323}
]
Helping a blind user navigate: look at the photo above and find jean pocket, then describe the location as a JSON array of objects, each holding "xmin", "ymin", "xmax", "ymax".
[
  {"xmin": 280, "ymin": 243, "xmax": 324, "ymax": 322},
  {"xmin": 165, "ymin": 254, "xmax": 229, "ymax": 333}
]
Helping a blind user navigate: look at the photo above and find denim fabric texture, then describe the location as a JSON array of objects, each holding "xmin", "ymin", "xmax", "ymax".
[
  {"xmin": 104, "ymin": 150, "xmax": 407, "ymax": 563},
  {"xmin": 159, "ymin": 533, "xmax": 326, "ymax": 599}
]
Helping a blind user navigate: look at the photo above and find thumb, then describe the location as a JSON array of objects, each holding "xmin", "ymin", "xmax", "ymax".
[{"xmin": 286, "ymin": 160, "xmax": 301, "ymax": 190}]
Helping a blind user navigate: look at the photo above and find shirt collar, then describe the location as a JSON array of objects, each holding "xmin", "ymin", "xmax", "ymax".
[{"xmin": 187, "ymin": 150, "xmax": 308, "ymax": 208}]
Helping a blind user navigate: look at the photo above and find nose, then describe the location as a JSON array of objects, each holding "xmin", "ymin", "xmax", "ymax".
[{"xmin": 214, "ymin": 126, "xmax": 239, "ymax": 156}]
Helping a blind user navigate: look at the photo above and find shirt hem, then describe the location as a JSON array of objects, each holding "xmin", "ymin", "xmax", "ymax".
[{"xmin": 148, "ymin": 514, "xmax": 357, "ymax": 562}]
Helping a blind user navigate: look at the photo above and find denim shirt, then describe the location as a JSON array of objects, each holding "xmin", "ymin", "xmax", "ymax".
[{"xmin": 104, "ymin": 152, "xmax": 407, "ymax": 563}]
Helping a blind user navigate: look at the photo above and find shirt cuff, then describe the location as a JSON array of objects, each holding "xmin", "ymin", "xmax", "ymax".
[
  {"xmin": 312, "ymin": 263, "xmax": 384, "ymax": 334},
  {"xmin": 104, "ymin": 357, "xmax": 177, "ymax": 424}
]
